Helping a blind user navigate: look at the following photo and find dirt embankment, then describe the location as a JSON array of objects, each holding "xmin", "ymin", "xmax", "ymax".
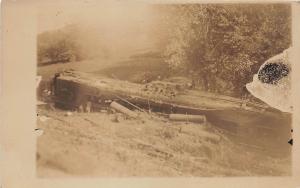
[{"xmin": 36, "ymin": 107, "xmax": 291, "ymax": 177}]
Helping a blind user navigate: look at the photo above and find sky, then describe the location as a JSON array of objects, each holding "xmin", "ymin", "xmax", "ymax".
[{"xmin": 37, "ymin": 1, "xmax": 165, "ymax": 58}]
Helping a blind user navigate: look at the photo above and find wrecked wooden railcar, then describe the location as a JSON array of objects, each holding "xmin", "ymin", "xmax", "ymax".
[
  {"xmin": 52, "ymin": 70, "xmax": 285, "ymax": 114},
  {"xmin": 53, "ymin": 71, "xmax": 264, "ymax": 111},
  {"xmin": 52, "ymin": 70, "xmax": 292, "ymax": 155}
]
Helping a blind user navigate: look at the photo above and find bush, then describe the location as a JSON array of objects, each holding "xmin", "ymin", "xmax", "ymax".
[{"xmin": 37, "ymin": 24, "xmax": 84, "ymax": 65}]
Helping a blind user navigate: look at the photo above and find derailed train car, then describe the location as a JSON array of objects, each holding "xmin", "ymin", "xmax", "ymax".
[{"xmin": 52, "ymin": 70, "xmax": 292, "ymax": 156}]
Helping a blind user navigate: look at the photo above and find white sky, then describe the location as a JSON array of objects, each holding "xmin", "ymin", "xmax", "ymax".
[{"xmin": 37, "ymin": 1, "xmax": 161, "ymax": 57}]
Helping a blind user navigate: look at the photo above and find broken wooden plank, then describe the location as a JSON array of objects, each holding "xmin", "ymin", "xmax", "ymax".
[
  {"xmin": 169, "ymin": 114, "xmax": 206, "ymax": 124},
  {"xmin": 110, "ymin": 101, "xmax": 138, "ymax": 118}
]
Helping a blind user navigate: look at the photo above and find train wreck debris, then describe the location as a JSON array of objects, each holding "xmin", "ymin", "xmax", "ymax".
[
  {"xmin": 48, "ymin": 70, "xmax": 292, "ymax": 150},
  {"xmin": 52, "ymin": 70, "xmax": 275, "ymax": 114},
  {"xmin": 110, "ymin": 101, "xmax": 139, "ymax": 119},
  {"xmin": 169, "ymin": 114, "xmax": 206, "ymax": 124}
]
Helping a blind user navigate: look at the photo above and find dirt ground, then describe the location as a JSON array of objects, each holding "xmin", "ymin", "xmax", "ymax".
[{"xmin": 36, "ymin": 106, "xmax": 291, "ymax": 177}]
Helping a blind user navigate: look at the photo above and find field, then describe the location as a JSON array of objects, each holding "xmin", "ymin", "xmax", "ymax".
[{"xmin": 37, "ymin": 107, "xmax": 291, "ymax": 177}]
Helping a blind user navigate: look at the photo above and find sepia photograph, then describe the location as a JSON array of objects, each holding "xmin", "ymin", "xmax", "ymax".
[{"xmin": 34, "ymin": 1, "xmax": 294, "ymax": 177}]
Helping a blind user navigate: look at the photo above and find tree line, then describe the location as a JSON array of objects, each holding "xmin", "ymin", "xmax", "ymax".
[{"xmin": 163, "ymin": 4, "xmax": 291, "ymax": 97}]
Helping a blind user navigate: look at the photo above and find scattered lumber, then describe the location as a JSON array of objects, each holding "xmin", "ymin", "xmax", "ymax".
[
  {"xmin": 110, "ymin": 101, "xmax": 138, "ymax": 118},
  {"xmin": 169, "ymin": 114, "xmax": 206, "ymax": 124}
]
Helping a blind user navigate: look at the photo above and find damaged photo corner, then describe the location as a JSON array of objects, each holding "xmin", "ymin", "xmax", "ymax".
[{"xmin": 1, "ymin": 0, "xmax": 300, "ymax": 188}]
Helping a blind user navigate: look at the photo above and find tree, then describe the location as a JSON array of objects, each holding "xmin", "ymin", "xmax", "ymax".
[
  {"xmin": 37, "ymin": 24, "xmax": 84, "ymax": 65},
  {"xmin": 163, "ymin": 4, "xmax": 291, "ymax": 97}
]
